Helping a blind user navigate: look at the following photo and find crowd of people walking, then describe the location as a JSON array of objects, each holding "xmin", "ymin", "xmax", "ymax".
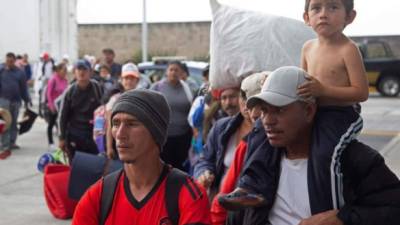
[{"xmin": 1, "ymin": 0, "xmax": 400, "ymax": 224}]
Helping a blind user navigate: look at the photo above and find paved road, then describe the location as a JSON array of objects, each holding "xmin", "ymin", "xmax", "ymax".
[
  {"xmin": 360, "ymin": 93, "xmax": 400, "ymax": 175},
  {"xmin": 0, "ymin": 94, "xmax": 399, "ymax": 224},
  {"xmin": 0, "ymin": 119, "xmax": 70, "ymax": 225}
]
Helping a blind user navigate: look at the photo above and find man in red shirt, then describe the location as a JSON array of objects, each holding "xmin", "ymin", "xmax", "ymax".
[{"xmin": 72, "ymin": 89, "xmax": 211, "ymax": 225}]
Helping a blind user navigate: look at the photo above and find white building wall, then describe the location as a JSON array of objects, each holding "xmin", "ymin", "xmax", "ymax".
[
  {"xmin": 0, "ymin": 0, "xmax": 40, "ymax": 61},
  {"xmin": 0, "ymin": 0, "xmax": 77, "ymax": 63}
]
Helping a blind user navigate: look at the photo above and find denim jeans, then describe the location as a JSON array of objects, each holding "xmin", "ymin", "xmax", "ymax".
[{"xmin": 0, "ymin": 98, "xmax": 21, "ymax": 150}]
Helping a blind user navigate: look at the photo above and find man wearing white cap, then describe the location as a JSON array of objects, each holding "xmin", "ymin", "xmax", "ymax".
[
  {"xmin": 105, "ymin": 62, "xmax": 142, "ymax": 159},
  {"xmin": 225, "ymin": 66, "xmax": 400, "ymax": 225}
]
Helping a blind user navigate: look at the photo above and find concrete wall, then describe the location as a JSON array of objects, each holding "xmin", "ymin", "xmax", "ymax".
[
  {"xmin": 78, "ymin": 21, "xmax": 400, "ymax": 63},
  {"xmin": 351, "ymin": 35, "xmax": 400, "ymax": 57},
  {"xmin": 78, "ymin": 21, "xmax": 211, "ymax": 63}
]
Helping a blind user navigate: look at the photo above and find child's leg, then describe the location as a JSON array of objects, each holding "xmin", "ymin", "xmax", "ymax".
[
  {"xmin": 219, "ymin": 138, "xmax": 280, "ymax": 210},
  {"xmin": 309, "ymin": 106, "xmax": 362, "ymax": 211}
]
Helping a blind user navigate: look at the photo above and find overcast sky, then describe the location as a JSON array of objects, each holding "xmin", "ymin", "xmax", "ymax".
[{"xmin": 77, "ymin": 0, "xmax": 400, "ymax": 36}]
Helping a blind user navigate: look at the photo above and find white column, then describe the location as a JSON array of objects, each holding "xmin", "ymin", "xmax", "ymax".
[{"xmin": 142, "ymin": 0, "xmax": 148, "ymax": 62}]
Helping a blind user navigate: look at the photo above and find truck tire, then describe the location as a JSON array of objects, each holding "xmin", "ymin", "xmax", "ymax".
[{"xmin": 378, "ymin": 75, "xmax": 400, "ymax": 97}]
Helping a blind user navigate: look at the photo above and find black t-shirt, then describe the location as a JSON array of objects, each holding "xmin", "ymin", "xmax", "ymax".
[{"xmin": 66, "ymin": 82, "xmax": 101, "ymax": 135}]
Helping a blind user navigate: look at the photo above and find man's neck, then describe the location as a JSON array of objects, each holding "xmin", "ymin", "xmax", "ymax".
[
  {"xmin": 285, "ymin": 129, "xmax": 312, "ymax": 160},
  {"xmin": 124, "ymin": 158, "xmax": 164, "ymax": 201},
  {"xmin": 77, "ymin": 80, "xmax": 90, "ymax": 89}
]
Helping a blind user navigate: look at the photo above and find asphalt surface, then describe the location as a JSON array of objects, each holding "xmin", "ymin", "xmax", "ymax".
[
  {"xmin": 0, "ymin": 118, "xmax": 70, "ymax": 225},
  {"xmin": 0, "ymin": 94, "xmax": 399, "ymax": 224}
]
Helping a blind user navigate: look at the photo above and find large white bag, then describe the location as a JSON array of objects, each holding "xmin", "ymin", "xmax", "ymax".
[{"xmin": 209, "ymin": 0, "xmax": 316, "ymax": 89}]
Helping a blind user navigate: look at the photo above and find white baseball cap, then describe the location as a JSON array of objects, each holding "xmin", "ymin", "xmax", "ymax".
[
  {"xmin": 240, "ymin": 71, "xmax": 270, "ymax": 99},
  {"xmin": 246, "ymin": 66, "xmax": 314, "ymax": 108},
  {"xmin": 122, "ymin": 63, "xmax": 140, "ymax": 79}
]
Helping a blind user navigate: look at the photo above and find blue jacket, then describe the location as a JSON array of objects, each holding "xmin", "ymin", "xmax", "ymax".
[
  {"xmin": 193, "ymin": 113, "xmax": 243, "ymax": 190},
  {"xmin": 242, "ymin": 119, "xmax": 266, "ymax": 162},
  {"xmin": 0, "ymin": 66, "xmax": 30, "ymax": 103},
  {"xmin": 227, "ymin": 140, "xmax": 400, "ymax": 225}
]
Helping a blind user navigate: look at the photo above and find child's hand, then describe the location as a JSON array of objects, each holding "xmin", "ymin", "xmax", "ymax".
[{"xmin": 297, "ymin": 75, "xmax": 325, "ymax": 98}]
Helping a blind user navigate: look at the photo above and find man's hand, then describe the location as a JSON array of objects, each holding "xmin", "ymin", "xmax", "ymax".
[
  {"xmin": 299, "ymin": 210, "xmax": 343, "ymax": 225},
  {"xmin": 197, "ymin": 170, "xmax": 215, "ymax": 189},
  {"xmin": 297, "ymin": 75, "xmax": 325, "ymax": 98}
]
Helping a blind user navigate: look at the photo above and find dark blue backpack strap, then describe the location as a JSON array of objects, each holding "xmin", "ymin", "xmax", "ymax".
[{"xmin": 100, "ymin": 169, "xmax": 123, "ymax": 225}]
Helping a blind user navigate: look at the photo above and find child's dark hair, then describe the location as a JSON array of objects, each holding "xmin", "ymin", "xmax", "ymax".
[{"xmin": 305, "ymin": 0, "xmax": 354, "ymax": 14}]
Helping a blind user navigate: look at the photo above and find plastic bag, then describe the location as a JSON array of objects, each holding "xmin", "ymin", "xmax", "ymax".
[{"xmin": 209, "ymin": 0, "xmax": 316, "ymax": 89}]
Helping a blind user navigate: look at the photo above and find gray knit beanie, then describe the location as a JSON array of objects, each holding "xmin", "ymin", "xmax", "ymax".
[{"xmin": 111, "ymin": 89, "xmax": 171, "ymax": 149}]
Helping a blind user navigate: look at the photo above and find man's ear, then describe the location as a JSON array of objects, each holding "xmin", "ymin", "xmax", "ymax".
[
  {"xmin": 303, "ymin": 12, "xmax": 310, "ymax": 26},
  {"xmin": 346, "ymin": 10, "xmax": 357, "ymax": 25},
  {"xmin": 304, "ymin": 102, "xmax": 317, "ymax": 123}
]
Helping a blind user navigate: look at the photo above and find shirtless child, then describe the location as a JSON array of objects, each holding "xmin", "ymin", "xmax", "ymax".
[
  {"xmin": 219, "ymin": 0, "xmax": 369, "ymax": 211},
  {"xmin": 299, "ymin": 0, "xmax": 368, "ymax": 105}
]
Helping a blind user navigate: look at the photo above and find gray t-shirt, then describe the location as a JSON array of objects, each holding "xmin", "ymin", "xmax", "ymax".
[{"xmin": 151, "ymin": 79, "xmax": 192, "ymax": 136}]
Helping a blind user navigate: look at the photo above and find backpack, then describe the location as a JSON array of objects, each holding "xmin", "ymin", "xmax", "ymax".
[{"xmin": 100, "ymin": 168, "xmax": 192, "ymax": 225}]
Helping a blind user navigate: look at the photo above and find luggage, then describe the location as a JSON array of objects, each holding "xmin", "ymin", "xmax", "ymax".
[
  {"xmin": 37, "ymin": 148, "xmax": 68, "ymax": 173},
  {"xmin": 68, "ymin": 151, "xmax": 123, "ymax": 200},
  {"xmin": 18, "ymin": 108, "xmax": 38, "ymax": 135},
  {"xmin": 43, "ymin": 164, "xmax": 78, "ymax": 219},
  {"xmin": 208, "ymin": 0, "xmax": 315, "ymax": 89}
]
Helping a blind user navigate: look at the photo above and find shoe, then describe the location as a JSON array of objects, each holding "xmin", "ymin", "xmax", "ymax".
[
  {"xmin": 0, "ymin": 150, "xmax": 12, "ymax": 160},
  {"xmin": 10, "ymin": 144, "xmax": 20, "ymax": 150},
  {"xmin": 218, "ymin": 188, "xmax": 266, "ymax": 211}
]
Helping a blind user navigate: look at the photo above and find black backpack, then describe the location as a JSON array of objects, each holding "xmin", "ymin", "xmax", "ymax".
[{"xmin": 99, "ymin": 168, "xmax": 193, "ymax": 225}]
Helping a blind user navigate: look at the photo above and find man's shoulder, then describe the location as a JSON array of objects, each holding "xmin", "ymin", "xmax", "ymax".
[
  {"xmin": 78, "ymin": 177, "xmax": 104, "ymax": 205},
  {"xmin": 345, "ymin": 140, "xmax": 380, "ymax": 157},
  {"xmin": 213, "ymin": 116, "xmax": 234, "ymax": 130},
  {"xmin": 342, "ymin": 140, "xmax": 384, "ymax": 173},
  {"xmin": 178, "ymin": 176, "xmax": 206, "ymax": 201},
  {"xmin": 177, "ymin": 176, "xmax": 211, "ymax": 223}
]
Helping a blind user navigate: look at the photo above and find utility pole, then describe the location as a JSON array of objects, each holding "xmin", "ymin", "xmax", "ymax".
[{"xmin": 142, "ymin": 0, "xmax": 148, "ymax": 62}]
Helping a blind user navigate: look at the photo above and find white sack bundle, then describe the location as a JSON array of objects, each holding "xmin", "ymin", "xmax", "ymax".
[{"xmin": 209, "ymin": 0, "xmax": 316, "ymax": 89}]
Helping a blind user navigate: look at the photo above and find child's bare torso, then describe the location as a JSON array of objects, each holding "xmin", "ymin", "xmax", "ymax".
[{"xmin": 305, "ymin": 39, "xmax": 354, "ymax": 106}]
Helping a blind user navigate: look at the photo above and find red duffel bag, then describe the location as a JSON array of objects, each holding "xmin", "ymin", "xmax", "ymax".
[{"xmin": 43, "ymin": 164, "xmax": 78, "ymax": 219}]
